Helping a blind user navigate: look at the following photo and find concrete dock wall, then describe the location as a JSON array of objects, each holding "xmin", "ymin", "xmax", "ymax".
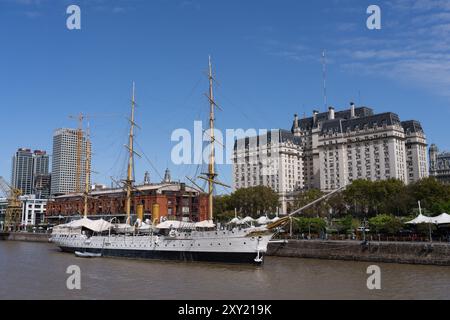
[
  {"xmin": 3, "ymin": 232, "xmax": 50, "ymax": 243},
  {"xmin": 268, "ymin": 240, "xmax": 450, "ymax": 266}
]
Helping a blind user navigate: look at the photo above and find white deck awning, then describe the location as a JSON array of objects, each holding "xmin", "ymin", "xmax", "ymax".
[{"xmin": 57, "ymin": 218, "xmax": 113, "ymax": 232}]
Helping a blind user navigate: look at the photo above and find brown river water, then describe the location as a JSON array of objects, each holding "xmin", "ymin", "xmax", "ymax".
[{"xmin": 1, "ymin": 241, "xmax": 450, "ymax": 300}]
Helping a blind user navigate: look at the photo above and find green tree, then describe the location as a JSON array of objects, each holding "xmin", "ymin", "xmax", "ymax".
[
  {"xmin": 335, "ymin": 215, "xmax": 359, "ymax": 234},
  {"xmin": 293, "ymin": 189, "xmax": 329, "ymax": 217},
  {"xmin": 293, "ymin": 217, "xmax": 326, "ymax": 234},
  {"xmin": 328, "ymin": 192, "xmax": 348, "ymax": 217},
  {"xmin": 407, "ymin": 178, "xmax": 450, "ymax": 215},
  {"xmin": 374, "ymin": 179, "xmax": 410, "ymax": 216},
  {"xmin": 214, "ymin": 195, "xmax": 235, "ymax": 222},
  {"xmin": 344, "ymin": 179, "xmax": 374, "ymax": 217},
  {"xmin": 368, "ymin": 214, "xmax": 403, "ymax": 235},
  {"xmin": 230, "ymin": 186, "xmax": 279, "ymax": 218}
]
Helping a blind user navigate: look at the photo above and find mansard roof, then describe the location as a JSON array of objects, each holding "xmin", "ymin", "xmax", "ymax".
[
  {"xmin": 401, "ymin": 120, "xmax": 424, "ymax": 134},
  {"xmin": 234, "ymin": 129, "xmax": 302, "ymax": 149},
  {"xmin": 292, "ymin": 107, "xmax": 374, "ymax": 131},
  {"xmin": 320, "ymin": 112, "xmax": 402, "ymax": 134}
]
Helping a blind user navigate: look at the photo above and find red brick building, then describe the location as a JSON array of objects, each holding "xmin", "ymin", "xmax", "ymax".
[{"xmin": 46, "ymin": 183, "xmax": 209, "ymax": 224}]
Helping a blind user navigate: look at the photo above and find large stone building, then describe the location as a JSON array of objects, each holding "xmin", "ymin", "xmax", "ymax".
[
  {"xmin": 232, "ymin": 103, "xmax": 428, "ymax": 213},
  {"xmin": 292, "ymin": 104, "xmax": 428, "ymax": 191},
  {"xmin": 51, "ymin": 128, "xmax": 91, "ymax": 197},
  {"xmin": 233, "ymin": 129, "xmax": 303, "ymax": 214},
  {"xmin": 429, "ymin": 144, "xmax": 450, "ymax": 184}
]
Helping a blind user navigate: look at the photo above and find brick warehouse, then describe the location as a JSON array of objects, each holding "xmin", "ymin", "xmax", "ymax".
[{"xmin": 45, "ymin": 182, "xmax": 209, "ymax": 224}]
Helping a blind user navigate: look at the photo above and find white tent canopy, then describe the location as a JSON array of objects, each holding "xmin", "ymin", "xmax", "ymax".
[
  {"xmin": 156, "ymin": 220, "xmax": 196, "ymax": 230},
  {"xmin": 407, "ymin": 213, "xmax": 450, "ymax": 225},
  {"xmin": 270, "ymin": 217, "xmax": 281, "ymax": 223},
  {"xmin": 57, "ymin": 218, "xmax": 113, "ymax": 233},
  {"xmin": 256, "ymin": 216, "xmax": 270, "ymax": 225},
  {"xmin": 155, "ymin": 220, "xmax": 216, "ymax": 230},
  {"xmin": 195, "ymin": 220, "xmax": 216, "ymax": 228},
  {"xmin": 229, "ymin": 217, "xmax": 242, "ymax": 224},
  {"xmin": 433, "ymin": 213, "xmax": 450, "ymax": 225},
  {"xmin": 406, "ymin": 214, "xmax": 433, "ymax": 225},
  {"xmin": 242, "ymin": 216, "xmax": 255, "ymax": 224}
]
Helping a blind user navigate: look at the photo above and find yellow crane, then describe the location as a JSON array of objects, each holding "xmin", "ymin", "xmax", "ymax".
[{"xmin": 0, "ymin": 176, "xmax": 22, "ymax": 231}]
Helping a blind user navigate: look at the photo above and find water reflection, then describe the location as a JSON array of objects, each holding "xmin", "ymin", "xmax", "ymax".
[{"xmin": 1, "ymin": 242, "xmax": 450, "ymax": 300}]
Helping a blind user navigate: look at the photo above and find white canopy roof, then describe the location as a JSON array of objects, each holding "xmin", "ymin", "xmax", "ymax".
[
  {"xmin": 155, "ymin": 220, "xmax": 216, "ymax": 229},
  {"xmin": 433, "ymin": 213, "xmax": 450, "ymax": 225},
  {"xmin": 156, "ymin": 220, "xmax": 195, "ymax": 229},
  {"xmin": 270, "ymin": 217, "xmax": 281, "ymax": 223},
  {"xmin": 195, "ymin": 220, "xmax": 216, "ymax": 228},
  {"xmin": 407, "ymin": 213, "xmax": 450, "ymax": 225},
  {"xmin": 138, "ymin": 222, "xmax": 152, "ymax": 231},
  {"xmin": 230, "ymin": 217, "xmax": 242, "ymax": 224},
  {"xmin": 242, "ymin": 216, "xmax": 255, "ymax": 223},
  {"xmin": 58, "ymin": 218, "xmax": 113, "ymax": 233},
  {"xmin": 256, "ymin": 216, "xmax": 270, "ymax": 225},
  {"xmin": 406, "ymin": 214, "xmax": 433, "ymax": 225}
]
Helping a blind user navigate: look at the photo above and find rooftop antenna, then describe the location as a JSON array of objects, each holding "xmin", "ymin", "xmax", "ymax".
[{"xmin": 322, "ymin": 50, "xmax": 327, "ymax": 112}]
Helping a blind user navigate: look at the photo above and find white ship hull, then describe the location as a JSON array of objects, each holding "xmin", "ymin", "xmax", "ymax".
[{"xmin": 51, "ymin": 228, "xmax": 275, "ymax": 265}]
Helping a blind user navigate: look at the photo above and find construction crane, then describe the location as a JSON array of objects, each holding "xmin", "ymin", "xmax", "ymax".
[
  {"xmin": 0, "ymin": 177, "xmax": 22, "ymax": 231},
  {"xmin": 68, "ymin": 113, "xmax": 87, "ymax": 194}
]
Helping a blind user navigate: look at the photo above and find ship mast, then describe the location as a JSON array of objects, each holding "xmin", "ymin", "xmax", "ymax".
[
  {"xmin": 194, "ymin": 57, "xmax": 230, "ymax": 221},
  {"xmin": 125, "ymin": 82, "xmax": 137, "ymax": 222},
  {"xmin": 207, "ymin": 56, "xmax": 217, "ymax": 221}
]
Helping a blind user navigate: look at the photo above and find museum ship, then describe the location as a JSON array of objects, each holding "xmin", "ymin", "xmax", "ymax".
[{"xmin": 51, "ymin": 57, "xmax": 276, "ymax": 264}]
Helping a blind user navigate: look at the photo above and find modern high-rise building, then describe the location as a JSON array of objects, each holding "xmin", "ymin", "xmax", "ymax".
[
  {"xmin": 11, "ymin": 149, "xmax": 51, "ymax": 197},
  {"xmin": 50, "ymin": 128, "xmax": 91, "ymax": 196},
  {"xmin": 32, "ymin": 150, "xmax": 50, "ymax": 198},
  {"xmin": 11, "ymin": 149, "xmax": 34, "ymax": 195},
  {"xmin": 34, "ymin": 174, "xmax": 51, "ymax": 199},
  {"xmin": 429, "ymin": 144, "xmax": 450, "ymax": 184},
  {"xmin": 32, "ymin": 150, "xmax": 49, "ymax": 176}
]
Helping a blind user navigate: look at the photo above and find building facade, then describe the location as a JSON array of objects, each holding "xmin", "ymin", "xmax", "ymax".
[
  {"xmin": 429, "ymin": 144, "xmax": 450, "ymax": 184},
  {"xmin": 11, "ymin": 149, "xmax": 50, "ymax": 197},
  {"xmin": 0, "ymin": 198, "xmax": 6, "ymax": 229},
  {"xmin": 20, "ymin": 195, "xmax": 48, "ymax": 227},
  {"xmin": 292, "ymin": 104, "xmax": 428, "ymax": 191},
  {"xmin": 51, "ymin": 128, "xmax": 91, "ymax": 197},
  {"xmin": 46, "ymin": 182, "xmax": 209, "ymax": 224},
  {"xmin": 233, "ymin": 130, "xmax": 303, "ymax": 214},
  {"xmin": 11, "ymin": 149, "xmax": 34, "ymax": 195},
  {"xmin": 232, "ymin": 104, "xmax": 428, "ymax": 214}
]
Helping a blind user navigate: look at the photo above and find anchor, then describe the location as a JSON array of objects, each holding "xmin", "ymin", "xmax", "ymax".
[{"xmin": 254, "ymin": 249, "xmax": 263, "ymax": 263}]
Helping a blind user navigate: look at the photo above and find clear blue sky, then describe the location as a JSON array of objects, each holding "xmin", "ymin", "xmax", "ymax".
[{"xmin": 1, "ymin": 0, "xmax": 449, "ymax": 191}]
